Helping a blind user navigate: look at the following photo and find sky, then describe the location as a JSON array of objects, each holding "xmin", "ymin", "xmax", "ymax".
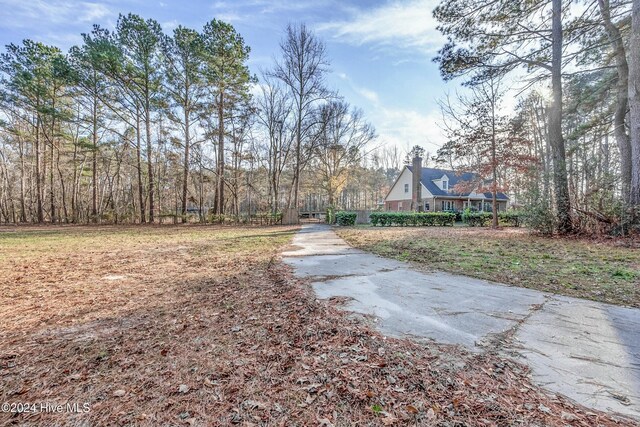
[{"xmin": 0, "ymin": 0, "xmax": 455, "ymax": 155}]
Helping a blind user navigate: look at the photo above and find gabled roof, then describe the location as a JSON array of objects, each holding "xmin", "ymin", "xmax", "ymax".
[{"xmin": 406, "ymin": 166, "xmax": 509, "ymax": 200}]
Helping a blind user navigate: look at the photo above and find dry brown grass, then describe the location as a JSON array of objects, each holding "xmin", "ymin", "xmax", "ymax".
[{"xmin": 0, "ymin": 225, "xmax": 634, "ymax": 426}]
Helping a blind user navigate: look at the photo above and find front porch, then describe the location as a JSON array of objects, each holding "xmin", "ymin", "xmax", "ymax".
[{"xmin": 431, "ymin": 198, "xmax": 507, "ymax": 213}]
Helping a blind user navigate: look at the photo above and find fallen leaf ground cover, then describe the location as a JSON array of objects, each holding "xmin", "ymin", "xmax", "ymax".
[
  {"xmin": 0, "ymin": 225, "xmax": 634, "ymax": 426},
  {"xmin": 336, "ymin": 226, "xmax": 640, "ymax": 307}
]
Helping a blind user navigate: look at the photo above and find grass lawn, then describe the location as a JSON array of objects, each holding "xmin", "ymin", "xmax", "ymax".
[
  {"xmin": 0, "ymin": 225, "xmax": 632, "ymax": 426},
  {"xmin": 336, "ymin": 226, "xmax": 640, "ymax": 307}
]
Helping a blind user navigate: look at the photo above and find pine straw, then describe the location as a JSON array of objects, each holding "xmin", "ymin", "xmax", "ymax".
[{"xmin": 0, "ymin": 226, "xmax": 635, "ymax": 426}]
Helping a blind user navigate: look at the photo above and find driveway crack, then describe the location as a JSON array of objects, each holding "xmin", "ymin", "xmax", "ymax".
[{"xmin": 478, "ymin": 294, "xmax": 554, "ymax": 354}]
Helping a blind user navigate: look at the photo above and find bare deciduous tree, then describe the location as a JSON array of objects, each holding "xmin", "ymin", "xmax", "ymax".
[{"xmin": 271, "ymin": 23, "xmax": 329, "ymax": 210}]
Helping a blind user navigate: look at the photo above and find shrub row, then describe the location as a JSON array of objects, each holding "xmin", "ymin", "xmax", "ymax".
[
  {"xmin": 499, "ymin": 210, "xmax": 521, "ymax": 227},
  {"xmin": 335, "ymin": 211, "xmax": 357, "ymax": 226},
  {"xmin": 461, "ymin": 209, "xmax": 521, "ymax": 227},
  {"xmin": 369, "ymin": 212, "xmax": 455, "ymax": 227},
  {"xmin": 462, "ymin": 211, "xmax": 493, "ymax": 227}
]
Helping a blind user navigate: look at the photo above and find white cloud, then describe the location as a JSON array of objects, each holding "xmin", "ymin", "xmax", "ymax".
[
  {"xmin": 80, "ymin": 2, "xmax": 111, "ymax": 22},
  {"xmin": 317, "ymin": 0, "xmax": 444, "ymax": 55},
  {"xmin": 0, "ymin": 0, "xmax": 113, "ymax": 27},
  {"xmin": 215, "ymin": 12, "xmax": 245, "ymax": 23},
  {"xmin": 335, "ymin": 72, "xmax": 380, "ymax": 105},
  {"xmin": 162, "ymin": 19, "xmax": 180, "ymax": 32},
  {"xmin": 355, "ymin": 87, "xmax": 379, "ymax": 104},
  {"xmin": 333, "ymin": 72, "xmax": 444, "ymax": 151},
  {"xmin": 374, "ymin": 106, "xmax": 445, "ymax": 153}
]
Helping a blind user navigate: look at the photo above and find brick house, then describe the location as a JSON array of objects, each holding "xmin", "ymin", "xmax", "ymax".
[{"xmin": 384, "ymin": 156, "xmax": 509, "ymax": 212}]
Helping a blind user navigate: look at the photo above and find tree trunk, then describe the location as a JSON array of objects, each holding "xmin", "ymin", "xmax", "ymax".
[
  {"xmin": 56, "ymin": 151, "xmax": 69, "ymax": 223},
  {"xmin": 629, "ymin": 0, "xmax": 640, "ymax": 209},
  {"xmin": 18, "ymin": 135, "xmax": 26, "ymax": 222},
  {"xmin": 199, "ymin": 156, "xmax": 204, "ymax": 222},
  {"xmin": 145, "ymin": 94, "xmax": 155, "ymax": 223},
  {"xmin": 181, "ymin": 100, "xmax": 190, "ymax": 223},
  {"xmin": 92, "ymin": 88, "xmax": 98, "ymax": 222},
  {"xmin": 49, "ymin": 97, "xmax": 56, "ymax": 224},
  {"xmin": 71, "ymin": 130, "xmax": 78, "ymax": 223},
  {"xmin": 136, "ymin": 108, "xmax": 146, "ymax": 223},
  {"xmin": 293, "ymin": 93, "xmax": 303, "ymax": 210},
  {"xmin": 549, "ymin": 0, "xmax": 572, "ymax": 234},
  {"xmin": 271, "ymin": 152, "xmax": 278, "ymax": 214},
  {"xmin": 35, "ymin": 108, "xmax": 43, "ymax": 223},
  {"xmin": 599, "ymin": 0, "xmax": 632, "ymax": 215},
  {"xmin": 491, "ymin": 93, "xmax": 499, "ymax": 228},
  {"xmin": 216, "ymin": 91, "xmax": 225, "ymax": 215}
]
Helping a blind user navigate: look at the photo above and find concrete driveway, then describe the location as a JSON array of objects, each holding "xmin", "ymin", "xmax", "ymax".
[{"xmin": 282, "ymin": 224, "xmax": 640, "ymax": 419}]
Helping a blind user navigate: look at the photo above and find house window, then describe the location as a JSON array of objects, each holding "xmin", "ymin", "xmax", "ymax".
[
  {"xmin": 442, "ymin": 180, "xmax": 448, "ymax": 190},
  {"xmin": 424, "ymin": 202, "xmax": 430, "ymax": 211},
  {"xmin": 404, "ymin": 183, "xmax": 409, "ymax": 193},
  {"xmin": 398, "ymin": 202, "xmax": 403, "ymax": 211}
]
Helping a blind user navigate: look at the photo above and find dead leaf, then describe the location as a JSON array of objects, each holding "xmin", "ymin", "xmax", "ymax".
[
  {"xmin": 426, "ymin": 408, "xmax": 436, "ymax": 420},
  {"xmin": 317, "ymin": 417, "xmax": 334, "ymax": 427},
  {"xmin": 380, "ymin": 412, "xmax": 398, "ymax": 425}
]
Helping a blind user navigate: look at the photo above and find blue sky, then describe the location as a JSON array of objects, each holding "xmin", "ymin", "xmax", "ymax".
[{"xmin": 0, "ymin": 0, "xmax": 453, "ymax": 153}]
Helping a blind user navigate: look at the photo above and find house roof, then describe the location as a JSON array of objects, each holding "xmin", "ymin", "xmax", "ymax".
[{"xmin": 406, "ymin": 166, "xmax": 509, "ymax": 200}]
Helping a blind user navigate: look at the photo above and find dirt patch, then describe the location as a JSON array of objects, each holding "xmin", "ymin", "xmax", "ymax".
[{"xmin": 0, "ymin": 225, "xmax": 634, "ymax": 426}]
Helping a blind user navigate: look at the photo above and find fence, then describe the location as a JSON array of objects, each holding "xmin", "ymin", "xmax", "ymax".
[{"xmin": 282, "ymin": 208, "xmax": 300, "ymax": 225}]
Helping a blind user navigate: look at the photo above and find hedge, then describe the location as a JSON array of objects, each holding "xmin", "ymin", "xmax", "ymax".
[
  {"xmin": 335, "ymin": 211, "xmax": 357, "ymax": 226},
  {"xmin": 369, "ymin": 212, "xmax": 455, "ymax": 227},
  {"xmin": 462, "ymin": 210, "xmax": 522, "ymax": 227},
  {"xmin": 462, "ymin": 211, "xmax": 493, "ymax": 227},
  {"xmin": 499, "ymin": 211, "xmax": 521, "ymax": 227}
]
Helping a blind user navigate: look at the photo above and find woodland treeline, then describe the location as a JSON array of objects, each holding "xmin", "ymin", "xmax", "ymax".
[
  {"xmin": 0, "ymin": 15, "xmax": 382, "ymax": 224},
  {"xmin": 433, "ymin": 0, "xmax": 640, "ymax": 235},
  {"xmin": 1, "ymin": 0, "xmax": 639, "ymax": 236}
]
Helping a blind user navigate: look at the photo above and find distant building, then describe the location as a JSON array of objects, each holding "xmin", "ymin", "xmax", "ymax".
[{"xmin": 384, "ymin": 156, "xmax": 508, "ymax": 212}]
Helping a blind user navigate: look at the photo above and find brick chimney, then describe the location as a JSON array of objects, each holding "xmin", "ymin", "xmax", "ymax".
[{"xmin": 412, "ymin": 155, "xmax": 423, "ymax": 211}]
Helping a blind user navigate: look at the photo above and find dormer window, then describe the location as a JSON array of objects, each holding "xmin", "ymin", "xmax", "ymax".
[{"xmin": 442, "ymin": 180, "xmax": 448, "ymax": 190}]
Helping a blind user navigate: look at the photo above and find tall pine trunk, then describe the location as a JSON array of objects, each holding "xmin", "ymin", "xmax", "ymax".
[
  {"xmin": 181, "ymin": 96, "xmax": 190, "ymax": 223},
  {"xmin": 18, "ymin": 136, "xmax": 26, "ymax": 222},
  {"xmin": 549, "ymin": 0, "xmax": 572, "ymax": 234},
  {"xmin": 629, "ymin": 0, "xmax": 640, "ymax": 209},
  {"xmin": 145, "ymin": 94, "xmax": 155, "ymax": 223},
  {"xmin": 491, "ymin": 93, "xmax": 498, "ymax": 228},
  {"xmin": 49, "ymin": 96, "xmax": 56, "ymax": 223},
  {"xmin": 35, "ymin": 106, "xmax": 43, "ymax": 223},
  {"xmin": 599, "ymin": 0, "xmax": 632, "ymax": 218},
  {"xmin": 136, "ymin": 107, "xmax": 146, "ymax": 223},
  {"xmin": 92, "ymin": 86, "xmax": 98, "ymax": 222},
  {"xmin": 216, "ymin": 92, "xmax": 225, "ymax": 215}
]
